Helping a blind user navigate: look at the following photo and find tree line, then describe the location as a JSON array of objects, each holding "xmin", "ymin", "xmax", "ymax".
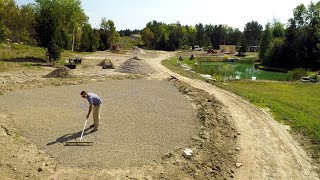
[
  {"xmin": 259, "ymin": 1, "xmax": 320, "ymax": 70},
  {"xmin": 140, "ymin": 21, "xmax": 262, "ymax": 51}
]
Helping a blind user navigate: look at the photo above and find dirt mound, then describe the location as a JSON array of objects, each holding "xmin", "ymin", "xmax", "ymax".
[
  {"xmin": 133, "ymin": 47, "xmax": 146, "ymax": 55},
  {"xmin": 44, "ymin": 67, "xmax": 73, "ymax": 78},
  {"xmin": 116, "ymin": 57, "xmax": 154, "ymax": 75},
  {"xmin": 99, "ymin": 59, "xmax": 115, "ymax": 69}
]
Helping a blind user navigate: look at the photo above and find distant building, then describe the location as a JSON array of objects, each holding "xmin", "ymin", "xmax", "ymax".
[
  {"xmin": 220, "ymin": 45, "xmax": 236, "ymax": 54},
  {"xmin": 249, "ymin": 46, "xmax": 259, "ymax": 52},
  {"xmin": 130, "ymin": 34, "xmax": 141, "ymax": 41}
]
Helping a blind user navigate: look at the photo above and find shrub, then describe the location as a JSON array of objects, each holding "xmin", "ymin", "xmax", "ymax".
[
  {"xmin": 212, "ymin": 74, "xmax": 223, "ymax": 81},
  {"xmin": 287, "ymin": 68, "xmax": 307, "ymax": 81},
  {"xmin": 190, "ymin": 54, "xmax": 195, "ymax": 60},
  {"xmin": 223, "ymin": 55, "xmax": 230, "ymax": 61},
  {"xmin": 307, "ymin": 72, "xmax": 319, "ymax": 81}
]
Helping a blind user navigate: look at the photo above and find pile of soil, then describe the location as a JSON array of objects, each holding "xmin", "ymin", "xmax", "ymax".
[
  {"xmin": 133, "ymin": 47, "xmax": 146, "ymax": 55},
  {"xmin": 99, "ymin": 59, "xmax": 115, "ymax": 69},
  {"xmin": 116, "ymin": 57, "xmax": 154, "ymax": 75},
  {"xmin": 43, "ymin": 67, "xmax": 73, "ymax": 78}
]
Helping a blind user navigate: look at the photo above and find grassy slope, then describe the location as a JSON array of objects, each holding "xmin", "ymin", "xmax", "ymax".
[
  {"xmin": 0, "ymin": 43, "xmax": 46, "ymax": 72},
  {"xmin": 162, "ymin": 57, "xmax": 320, "ymax": 144},
  {"xmin": 0, "ymin": 43, "xmax": 88, "ymax": 71},
  {"xmin": 218, "ymin": 81, "xmax": 320, "ymax": 143}
]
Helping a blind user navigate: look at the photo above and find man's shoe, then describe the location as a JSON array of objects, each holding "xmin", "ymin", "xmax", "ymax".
[
  {"xmin": 91, "ymin": 128, "xmax": 98, "ymax": 133},
  {"xmin": 89, "ymin": 124, "xmax": 95, "ymax": 128}
]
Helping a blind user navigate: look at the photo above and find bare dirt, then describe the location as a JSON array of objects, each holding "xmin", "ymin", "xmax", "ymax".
[
  {"xmin": 146, "ymin": 51, "xmax": 320, "ymax": 179},
  {"xmin": 0, "ymin": 49, "xmax": 319, "ymax": 180},
  {"xmin": 44, "ymin": 67, "xmax": 74, "ymax": 78}
]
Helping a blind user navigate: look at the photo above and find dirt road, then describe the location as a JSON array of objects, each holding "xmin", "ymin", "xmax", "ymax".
[{"xmin": 145, "ymin": 51, "xmax": 319, "ymax": 179}]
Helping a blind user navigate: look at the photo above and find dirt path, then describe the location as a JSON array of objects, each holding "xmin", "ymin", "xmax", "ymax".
[{"xmin": 145, "ymin": 51, "xmax": 319, "ymax": 179}]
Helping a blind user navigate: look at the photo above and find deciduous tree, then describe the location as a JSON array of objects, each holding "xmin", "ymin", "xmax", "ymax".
[
  {"xmin": 244, "ymin": 21, "xmax": 263, "ymax": 47},
  {"xmin": 259, "ymin": 23, "xmax": 272, "ymax": 61},
  {"xmin": 141, "ymin": 27, "xmax": 154, "ymax": 48}
]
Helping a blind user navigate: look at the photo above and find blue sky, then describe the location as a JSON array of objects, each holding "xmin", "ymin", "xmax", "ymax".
[{"xmin": 16, "ymin": 0, "xmax": 316, "ymax": 30}]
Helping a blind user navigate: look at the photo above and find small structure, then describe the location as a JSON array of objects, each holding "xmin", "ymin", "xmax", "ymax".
[
  {"xmin": 68, "ymin": 58, "xmax": 82, "ymax": 64},
  {"xmin": 64, "ymin": 64, "xmax": 76, "ymax": 69},
  {"xmin": 130, "ymin": 34, "xmax": 141, "ymax": 41},
  {"xmin": 182, "ymin": 148, "xmax": 193, "ymax": 159},
  {"xmin": 236, "ymin": 52, "xmax": 246, "ymax": 57},
  {"xmin": 220, "ymin": 45, "xmax": 236, "ymax": 54},
  {"xmin": 228, "ymin": 58, "xmax": 238, "ymax": 62},
  {"xmin": 249, "ymin": 46, "xmax": 259, "ymax": 52}
]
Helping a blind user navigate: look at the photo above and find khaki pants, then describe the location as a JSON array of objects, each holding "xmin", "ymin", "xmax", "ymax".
[{"xmin": 93, "ymin": 105, "xmax": 101, "ymax": 130}]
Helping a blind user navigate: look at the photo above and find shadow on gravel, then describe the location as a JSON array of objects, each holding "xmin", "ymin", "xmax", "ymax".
[
  {"xmin": 2, "ymin": 57, "xmax": 46, "ymax": 63},
  {"xmin": 46, "ymin": 127, "xmax": 92, "ymax": 146}
]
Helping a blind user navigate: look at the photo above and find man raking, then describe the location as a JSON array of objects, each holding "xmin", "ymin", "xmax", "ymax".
[
  {"xmin": 81, "ymin": 91, "xmax": 102, "ymax": 133},
  {"xmin": 64, "ymin": 91, "xmax": 102, "ymax": 146}
]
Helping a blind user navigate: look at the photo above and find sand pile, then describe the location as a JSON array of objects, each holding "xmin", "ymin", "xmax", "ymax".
[
  {"xmin": 99, "ymin": 59, "xmax": 115, "ymax": 69},
  {"xmin": 133, "ymin": 47, "xmax": 146, "ymax": 55},
  {"xmin": 44, "ymin": 67, "xmax": 73, "ymax": 78},
  {"xmin": 116, "ymin": 57, "xmax": 154, "ymax": 75}
]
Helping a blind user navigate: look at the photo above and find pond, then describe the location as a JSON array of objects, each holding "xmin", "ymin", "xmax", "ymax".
[{"xmin": 195, "ymin": 61, "xmax": 288, "ymax": 81}]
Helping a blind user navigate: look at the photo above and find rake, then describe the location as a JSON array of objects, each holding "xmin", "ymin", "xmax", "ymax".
[{"xmin": 65, "ymin": 118, "xmax": 93, "ymax": 146}]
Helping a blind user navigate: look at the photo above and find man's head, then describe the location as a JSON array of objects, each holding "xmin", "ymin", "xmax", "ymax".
[{"xmin": 80, "ymin": 91, "xmax": 87, "ymax": 98}]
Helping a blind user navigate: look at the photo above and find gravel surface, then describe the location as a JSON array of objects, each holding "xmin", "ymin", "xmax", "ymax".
[
  {"xmin": 0, "ymin": 80, "xmax": 197, "ymax": 168},
  {"xmin": 116, "ymin": 58, "xmax": 155, "ymax": 74}
]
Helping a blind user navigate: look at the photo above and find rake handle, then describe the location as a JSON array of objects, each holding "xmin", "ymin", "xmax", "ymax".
[{"xmin": 79, "ymin": 118, "xmax": 88, "ymax": 141}]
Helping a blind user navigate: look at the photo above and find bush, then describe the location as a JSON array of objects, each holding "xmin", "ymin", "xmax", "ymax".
[
  {"xmin": 287, "ymin": 68, "xmax": 307, "ymax": 81},
  {"xmin": 223, "ymin": 55, "xmax": 230, "ymax": 61},
  {"xmin": 307, "ymin": 72, "xmax": 319, "ymax": 81},
  {"xmin": 190, "ymin": 54, "xmax": 195, "ymax": 60},
  {"xmin": 47, "ymin": 41, "xmax": 62, "ymax": 63}
]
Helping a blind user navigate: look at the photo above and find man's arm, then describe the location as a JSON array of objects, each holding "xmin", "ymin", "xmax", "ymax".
[{"xmin": 86, "ymin": 104, "xmax": 93, "ymax": 119}]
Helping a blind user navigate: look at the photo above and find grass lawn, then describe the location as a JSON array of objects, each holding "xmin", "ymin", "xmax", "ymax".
[
  {"xmin": 218, "ymin": 81, "xmax": 320, "ymax": 144},
  {"xmin": 162, "ymin": 57, "xmax": 320, "ymax": 144}
]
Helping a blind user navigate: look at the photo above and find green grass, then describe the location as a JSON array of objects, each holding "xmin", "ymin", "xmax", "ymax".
[
  {"xmin": 0, "ymin": 43, "xmax": 46, "ymax": 60},
  {"xmin": 0, "ymin": 43, "xmax": 47, "ymax": 72},
  {"xmin": 119, "ymin": 36, "xmax": 141, "ymax": 49},
  {"xmin": 217, "ymin": 81, "xmax": 320, "ymax": 144},
  {"xmin": 162, "ymin": 57, "xmax": 320, "ymax": 145},
  {"xmin": 0, "ymin": 43, "xmax": 89, "ymax": 70}
]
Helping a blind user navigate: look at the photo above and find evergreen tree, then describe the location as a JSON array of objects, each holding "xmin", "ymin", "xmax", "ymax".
[
  {"xmin": 80, "ymin": 24, "xmax": 91, "ymax": 52},
  {"xmin": 259, "ymin": 23, "xmax": 272, "ymax": 60},
  {"xmin": 195, "ymin": 23, "xmax": 205, "ymax": 46},
  {"xmin": 35, "ymin": 2, "xmax": 62, "ymax": 64},
  {"xmin": 91, "ymin": 29, "xmax": 100, "ymax": 52},
  {"xmin": 239, "ymin": 34, "xmax": 247, "ymax": 52},
  {"xmin": 0, "ymin": 20, "xmax": 5, "ymax": 43},
  {"xmin": 243, "ymin": 21, "xmax": 263, "ymax": 47}
]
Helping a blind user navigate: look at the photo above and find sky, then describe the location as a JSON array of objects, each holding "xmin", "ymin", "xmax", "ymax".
[{"xmin": 16, "ymin": 0, "xmax": 317, "ymax": 31}]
